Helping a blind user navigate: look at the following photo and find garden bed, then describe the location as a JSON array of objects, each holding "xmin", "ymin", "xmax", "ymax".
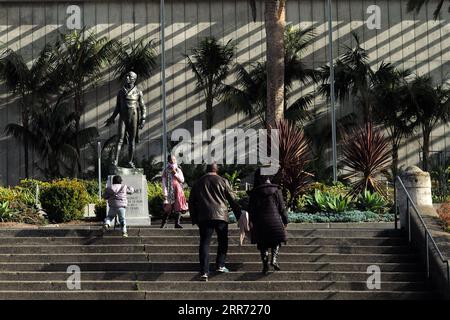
[{"xmin": 227, "ymin": 211, "xmax": 394, "ymax": 224}]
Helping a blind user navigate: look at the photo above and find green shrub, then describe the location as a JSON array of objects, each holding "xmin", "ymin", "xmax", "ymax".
[
  {"xmin": 79, "ymin": 180, "xmax": 100, "ymax": 203},
  {"xmin": 147, "ymin": 182, "xmax": 191, "ymax": 218},
  {"xmin": 306, "ymin": 182, "xmax": 351, "ymax": 197},
  {"xmin": 0, "ymin": 200, "xmax": 46, "ymax": 224},
  {"xmin": 40, "ymin": 179, "xmax": 90, "ymax": 223},
  {"xmin": 0, "ymin": 186, "xmax": 36, "ymax": 207},
  {"xmin": 228, "ymin": 210, "xmax": 394, "ymax": 224},
  {"xmin": 184, "ymin": 188, "xmax": 191, "ymax": 203},
  {"xmin": 95, "ymin": 199, "xmax": 107, "ymax": 221},
  {"xmin": 0, "ymin": 201, "xmax": 18, "ymax": 222},
  {"xmin": 288, "ymin": 211, "xmax": 395, "ymax": 223},
  {"xmin": 293, "ymin": 194, "xmax": 308, "ymax": 212},
  {"xmin": 10, "ymin": 201, "xmax": 46, "ymax": 225},
  {"xmin": 356, "ymin": 190, "xmax": 388, "ymax": 213},
  {"xmin": 224, "ymin": 171, "xmax": 241, "ymax": 191},
  {"xmin": 148, "ymin": 182, "xmax": 165, "ymax": 218},
  {"xmin": 19, "ymin": 179, "xmax": 49, "ymax": 192},
  {"xmin": 305, "ymin": 189, "xmax": 354, "ymax": 213}
]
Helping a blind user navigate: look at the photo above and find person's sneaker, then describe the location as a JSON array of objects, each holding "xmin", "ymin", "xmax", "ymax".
[
  {"xmin": 122, "ymin": 232, "xmax": 128, "ymax": 238},
  {"xmin": 199, "ymin": 274, "xmax": 208, "ymax": 281},
  {"xmin": 216, "ymin": 266, "xmax": 230, "ymax": 273},
  {"xmin": 102, "ymin": 224, "xmax": 110, "ymax": 232}
]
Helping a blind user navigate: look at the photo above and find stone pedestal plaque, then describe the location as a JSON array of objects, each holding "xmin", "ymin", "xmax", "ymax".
[{"xmin": 107, "ymin": 173, "xmax": 151, "ymax": 226}]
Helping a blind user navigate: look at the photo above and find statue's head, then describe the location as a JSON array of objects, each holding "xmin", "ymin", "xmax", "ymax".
[{"xmin": 125, "ymin": 71, "xmax": 137, "ymax": 86}]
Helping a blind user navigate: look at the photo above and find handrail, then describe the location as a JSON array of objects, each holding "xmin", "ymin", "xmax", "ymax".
[{"xmin": 395, "ymin": 176, "xmax": 450, "ymax": 292}]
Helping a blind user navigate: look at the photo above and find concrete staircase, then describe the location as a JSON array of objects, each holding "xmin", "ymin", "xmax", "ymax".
[{"xmin": 0, "ymin": 223, "xmax": 438, "ymax": 300}]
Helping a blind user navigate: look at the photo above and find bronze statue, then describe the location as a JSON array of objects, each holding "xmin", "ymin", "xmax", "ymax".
[{"xmin": 105, "ymin": 71, "xmax": 146, "ymax": 169}]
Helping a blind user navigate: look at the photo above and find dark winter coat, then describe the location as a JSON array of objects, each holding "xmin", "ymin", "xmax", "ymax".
[
  {"xmin": 248, "ymin": 183, "xmax": 288, "ymax": 247},
  {"xmin": 189, "ymin": 173, "xmax": 242, "ymax": 224}
]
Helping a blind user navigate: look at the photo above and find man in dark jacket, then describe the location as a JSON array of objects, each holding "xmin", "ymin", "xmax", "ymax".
[{"xmin": 189, "ymin": 162, "xmax": 242, "ymax": 281}]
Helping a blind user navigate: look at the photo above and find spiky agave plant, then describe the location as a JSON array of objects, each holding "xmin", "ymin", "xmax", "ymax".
[
  {"xmin": 341, "ymin": 122, "xmax": 391, "ymax": 197},
  {"xmin": 272, "ymin": 119, "xmax": 312, "ymax": 210}
]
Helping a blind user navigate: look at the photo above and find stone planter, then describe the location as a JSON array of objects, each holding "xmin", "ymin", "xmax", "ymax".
[{"xmin": 396, "ymin": 166, "xmax": 436, "ymax": 229}]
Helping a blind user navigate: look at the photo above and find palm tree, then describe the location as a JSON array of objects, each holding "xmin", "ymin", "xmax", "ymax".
[
  {"xmin": 407, "ymin": 0, "xmax": 449, "ymax": 19},
  {"xmin": 283, "ymin": 25, "xmax": 318, "ymax": 121},
  {"xmin": 113, "ymin": 38, "xmax": 157, "ymax": 82},
  {"xmin": 247, "ymin": 0, "xmax": 287, "ymax": 127},
  {"xmin": 402, "ymin": 76, "xmax": 450, "ymax": 172},
  {"xmin": 222, "ymin": 26, "xmax": 317, "ymax": 126},
  {"xmin": 319, "ymin": 32, "xmax": 372, "ymax": 123},
  {"xmin": 372, "ymin": 67, "xmax": 415, "ymax": 179},
  {"xmin": 50, "ymin": 28, "xmax": 116, "ymax": 173},
  {"xmin": 0, "ymin": 45, "xmax": 55, "ymax": 178},
  {"xmin": 185, "ymin": 37, "xmax": 235, "ymax": 129},
  {"xmin": 319, "ymin": 32, "xmax": 398, "ymax": 123},
  {"xmin": 4, "ymin": 100, "xmax": 99, "ymax": 178},
  {"xmin": 264, "ymin": 0, "xmax": 286, "ymax": 128},
  {"xmin": 222, "ymin": 62, "xmax": 267, "ymax": 124}
]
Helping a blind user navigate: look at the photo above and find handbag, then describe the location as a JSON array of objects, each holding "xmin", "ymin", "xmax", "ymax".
[{"xmin": 163, "ymin": 202, "xmax": 172, "ymax": 214}]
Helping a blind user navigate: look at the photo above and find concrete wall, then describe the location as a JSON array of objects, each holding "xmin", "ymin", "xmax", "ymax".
[{"xmin": 0, "ymin": 0, "xmax": 449, "ymax": 185}]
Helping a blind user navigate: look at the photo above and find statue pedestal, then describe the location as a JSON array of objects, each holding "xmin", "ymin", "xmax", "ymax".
[{"xmin": 107, "ymin": 172, "xmax": 150, "ymax": 226}]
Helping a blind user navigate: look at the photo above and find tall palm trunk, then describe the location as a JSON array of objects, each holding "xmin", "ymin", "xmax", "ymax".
[
  {"xmin": 21, "ymin": 103, "xmax": 29, "ymax": 178},
  {"xmin": 73, "ymin": 91, "xmax": 83, "ymax": 177},
  {"xmin": 361, "ymin": 89, "xmax": 371, "ymax": 123},
  {"xmin": 205, "ymin": 82, "xmax": 214, "ymax": 130},
  {"xmin": 422, "ymin": 126, "xmax": 432, "ymax": 172},
  {"xmin": 391, "ymin": 139, "xmax": 399, "ymax": 179},
  {"xmin": 265, "ymin": 0, "xmax": 285, "ymax": 128}
]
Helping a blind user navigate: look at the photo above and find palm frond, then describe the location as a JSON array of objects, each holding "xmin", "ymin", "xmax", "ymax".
[
  {"xmin": 114, "ymin": 38, "xmax": 157, "ymax": 81},
  {"xmin": 284, "ymin": 92, "xmax": 315, "ymax": 123},
  {"xmin": 3, "ymin": 123, "xmax": 37, "ymax": 146},
  {"xmin": 0, "ymin": 48, "xmax": 30, "ymax": 92}
]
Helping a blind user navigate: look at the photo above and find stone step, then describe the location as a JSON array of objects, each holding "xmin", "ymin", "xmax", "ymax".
[
  {"xmin": 0, "ymin": 262, "xmax": 424, "ymax": 272},
  {"xmin": 0, "ymin": 244, "xmax": 413, "ymax": 254},
  {"xmin": 0, "ymin": 280, "xmax": 430, "ymax": 292},
  {"xmin": 0, "ymin": 290, "xmax": 435, "ymax": 300},
  {"xmin": 0, "ymin": 228, "xmax": 402, "ymax": 238},
  {"xmin": 0, "ymin": 236, "xmax": 407, "ymax": 246},
  {"xmin": 0, "ymin": 271, "xmax": 426, "ymax": 282},
  {"xmin": 0, "ymin": 253, "xmax": 420, "ymax": 263},
  {"xmin": 0, "ymin": 223, "xmax": 396, "ymax": 231},
  {"xmin": 144, "ymin": 290, "xmax": 436, "ymax": 300}
]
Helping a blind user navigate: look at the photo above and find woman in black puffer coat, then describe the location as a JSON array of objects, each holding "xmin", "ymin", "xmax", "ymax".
[{"xmin": 248, "ymin": 168, "xmax": 288, "ymax": 274}]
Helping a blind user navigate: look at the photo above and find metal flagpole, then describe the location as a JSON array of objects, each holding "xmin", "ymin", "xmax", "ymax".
[
  {"xmin": 97, "ymin": 141, "xmax": 102, "ymax": 199},
  {"xmin": 327, "ymin": 0, "xmax": 338, "ymax": 183},
  {"xmin": 161, "ymin": 0, "xmax": 168, "ymax": 169}
]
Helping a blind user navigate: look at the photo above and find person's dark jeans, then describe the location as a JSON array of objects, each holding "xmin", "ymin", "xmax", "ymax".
[{"xmin": 198, "ymin": 220, "xmax": 229, "ymax": 274}]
